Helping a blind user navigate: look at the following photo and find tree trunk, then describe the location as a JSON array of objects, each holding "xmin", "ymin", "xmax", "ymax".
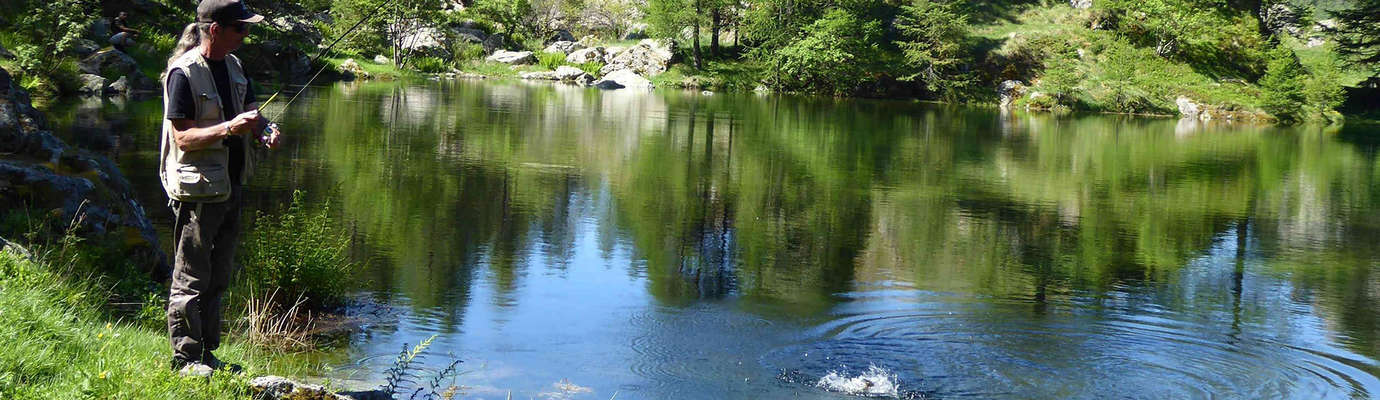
[
  {"xmin": 693, "ymin": 0, "xmax": 703, "ymax": 68},
  {"xmin": 710, "ymin": 7, "xmax": 721, "ymax": 57}
]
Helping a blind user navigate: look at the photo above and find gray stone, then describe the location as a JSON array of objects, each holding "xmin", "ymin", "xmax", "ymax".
[
  {"xmin": 487, "ymin": 50, "xmax": 536, "ymax": 65},
  {"xmin": 0, "ymin": 66, "xmax": 165, "ymax": 278},
  {"xmin": 566, "ymin": 47, "xmax": 606, "ymax": 64},
  {"xmin": 77, "ymin": 74, "xmax": 108, "ymax": 95},
  {"xmin": 373, "ymin": 55, "xmax": 390, "ymax": 64},
  {"xmin": 338, "ymin": 59, "xmax": 369, "ymax": 80},
  {"xmin": 998, "ymin": 80, "xmax": 1025, "ymax": 108},
  {"xmin": 554, "ymin": 66, "xmax": 587, "ymax": 81},
  {"xmin": 79, "ymin": 50, "xmax": 138, "ymax": 78},
  {"xmin": 1070, "ymin": 0, "xmax": 1092, "ymax": 9},
  {"xmin": 249, "ymin": 376, "xmax": 390, "ymax": 400},
  {"xmin": 520, "ymin": 71, "xmax": 561, "ymax": 80},
  {"xmin": 109, "ymin": 73, "xmax": 158, "ymax": 95},
  {"xmin": 543, "ymin": 41, "xmax": 585, "ymax": 55},
  {"xmin": 267, "ymin": 15, "xmax": 324, "ymax": 45},
  {"xmin": 1176, "ymin": 96, "xmax": 1201, "ymax": 119},
  {"xmin": 594, "ymin": 69, "xmax": 653, "ymax": 90},
  {"xmin": 454, "ymin": 28, "xmax": 488, "ymax": 44},
  {"xmin": 599, "ymin": 39, "xmax": 676, "ymax": 76},
  {"xmin": 1263, "ymin": 3, "xmax": 1303, "ymax": 37},
  {"xmin": 547, "ymin": 29, "xmax": 576, "ymax": 44},
  {"xmin": 622, "ymin": 23, "xmax": 648, "ymax": 40},
  {"xmin": 70, "ymin": 39, "xmax": 101, "ymax": 58},
  {"xmin": 482, "ymin": 33, "xmax": 507, "ymax": 53},
  {"xmin": 399, "ymin": 26, "xmax": 450, "ymax": 58}
]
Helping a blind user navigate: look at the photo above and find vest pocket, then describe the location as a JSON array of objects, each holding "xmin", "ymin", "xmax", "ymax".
[{"xmin": 173, "ymin": 163, "xmax": 229, "ymax": 199}]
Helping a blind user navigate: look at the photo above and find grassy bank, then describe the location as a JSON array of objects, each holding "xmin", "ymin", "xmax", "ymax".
[{"xmin": 0, "ymin": 247, "xmax": 317, "ymax": 399}]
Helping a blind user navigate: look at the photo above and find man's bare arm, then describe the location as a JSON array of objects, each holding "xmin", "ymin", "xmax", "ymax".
[{"xmin": 169, "ymin": 110, "xmax": 261, "ymax": 151}]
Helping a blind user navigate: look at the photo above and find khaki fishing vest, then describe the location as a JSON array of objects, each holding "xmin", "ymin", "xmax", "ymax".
[{"xmin": 159, "ymin": 51, "xmax": 254, "ymax": 203}]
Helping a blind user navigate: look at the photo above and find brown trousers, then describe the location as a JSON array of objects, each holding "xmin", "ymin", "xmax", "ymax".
[{"xmin": 167, "ymin": 183, "xmax": 242, "ymax": 364}]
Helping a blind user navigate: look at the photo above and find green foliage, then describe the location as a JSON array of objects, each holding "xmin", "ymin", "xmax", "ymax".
[
  {"xmin": 537, "ymin": 51, "xmax": 568, "ymax": 70},
  {"xmin": 895, "ymin": 0, "xmax": 973, "ymax": 99},
  {"xmin": 1303, "ymin": 53, "xmax": 1347, "ymax": 112},
  {"xmin": 1330, "ymin": 0, "xmax": 1380, "ymax": 70},
  {"xmin": 1260, "ymin": 46, "xmax": 1308, "ymax": 122},
  {"xmin": 10, "ymin": 0, "xmax": 94, "ymax": 77},
  {"xmin": 577, "ymin": 61, "xmax": 605, "ymax": 76},
  {"xmin": 471, "ymin": 0, "xmax": 535, "ymax": 39},
  {"xmin": 453, "ymin": 42, "xmax": 488, "ymax": 62},
  {"xmin": 412, "ymin": 56, "xmax": 449, "ymax": 73},
  {"xmin": 236, "ymin": 191, "xmax": 357, "ymax": 309},
  {"xmin": 764, "ymin": 9, "xmax": 883, "ymax": 95},
  {"xmin": 1099, "ymin": 0, "xmax": 1223, "ymax": 57}
]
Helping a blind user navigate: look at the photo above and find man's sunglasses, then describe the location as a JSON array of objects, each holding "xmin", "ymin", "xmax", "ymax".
[{"xmin": 219, "ymin": 22, "xmax": 248, "ymax": 34}]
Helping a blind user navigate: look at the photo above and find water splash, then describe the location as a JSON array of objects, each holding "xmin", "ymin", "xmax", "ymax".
[{"xmin": 815, "ymin": 365, "xmax": 901, "ymax": 398}]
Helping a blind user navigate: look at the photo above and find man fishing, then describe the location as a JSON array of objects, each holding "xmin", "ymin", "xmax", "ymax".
[{"xmin": 160, "ymin": 0, "xmax": 281, "ymax": 377}]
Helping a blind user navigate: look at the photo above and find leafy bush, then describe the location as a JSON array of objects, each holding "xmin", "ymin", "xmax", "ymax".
[
  {"xmin": 577, "ymin": 61, "xmax": 604, "ymax": 76},
  {"xmin": 762, "ymin": 9, "xmax": 883, "ymax": 95},
  {"xmin": 236, "ymin": 191, "xmax": 357, "ymax": 309}
]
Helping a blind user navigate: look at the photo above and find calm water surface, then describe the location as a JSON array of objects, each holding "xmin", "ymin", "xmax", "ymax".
[{"xmin": 53, "ymin": 80, "xmax": 1380, "ymax": 399}]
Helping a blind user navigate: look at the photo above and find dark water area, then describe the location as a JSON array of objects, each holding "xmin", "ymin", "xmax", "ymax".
[{"xmin": 47, "ymin": 80, "xmax": 1380, "ymax": 399}]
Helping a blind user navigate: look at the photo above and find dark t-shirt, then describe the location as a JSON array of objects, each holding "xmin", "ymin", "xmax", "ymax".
[
  {"xmin": 113, "ymin": 16, "xmax": 132, "ymax": 35},
  {"xmin": 164, "ymin": 58, "xmax": 256, "ymax": 184}
]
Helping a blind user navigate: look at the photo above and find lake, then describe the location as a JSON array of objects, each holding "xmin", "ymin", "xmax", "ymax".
[{"xmin": 51, "ymin": 79, "xmax": 1380, "ymax": 399}]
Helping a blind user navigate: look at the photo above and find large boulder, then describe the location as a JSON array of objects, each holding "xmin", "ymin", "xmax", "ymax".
[
  {"xmin": 594, "ymin": 69, "xmax": 653, "ymax": 90},
  {"xmin": 108, "ymin": 73, "xmax": 158, "ymax": 96},
  {"xmin": 543, "ymin": 41, "xmax": 585, "ymax": 55},
  {"xmin": 337, "ymin": 59, "xmax": 369, "ymax": 80},
  {"xmin": 482, "ymin": 33, "xmax": 508, "ymax": 53},
  {"xmin": 1263, "ymin": 3, "xmax": 1303, "ymax": 37},
  {"xmin": 599, "ymin": 39, "xmax": 676, "ymax": 76},
  {"xmin": 554, "ymin": 66, "xmax": 588, "ymax": 81},
  {"xmin": 546, "ymin": 29, "xmax": 576, "ymax": 44},
  {"xmin": 487, "ymin": 50, "xmax": 536, "ymax": 65},
  {"xmin": 998, "ymin": 80, "xmax": 1025, "ymax": 108},
  {"xmin": 621, "ymin": 23, "xmax": 648, "ymax": 40},
  {"xmin": 79, "ymin": 50, "xmax": 138, "ymax": 78},
  {"xmin": 566, "ymin": 47, "xmax": 606, "ymax": 64},
  {"xmin": 453, "ymin": 27, "xmax": 488, "ymax": 44},
  {"xmin": 249, "ymin": 376, "xmax": 389, "ymax": 400},
  {"xmin": 1176, "ymin": 96, "xmax": 1202, "ymax": 119},
  {"xmin": 70, "ymin": 39, "xmax": 101, "ymax": 58},
  {"xmin": 0, "ymin": 66, "xmax": 166, "ymax": 278},
  {"xmin": 520, "ymin": 71, "xmax": 561, "ymax": 80},
  {"xmin": 399, "ymin": 26, "xmax": 451, "ymax": 58},
  {"xmin": 266, "ymin": 15, "xmax": 324, "ymax": 45},
  {"xmin": 77, "ymin": 74, "xmax": 108, "ymax": 95},
  {"xmin": 237, "ymin": 40, "xmax": 313, "ymax": 84}
]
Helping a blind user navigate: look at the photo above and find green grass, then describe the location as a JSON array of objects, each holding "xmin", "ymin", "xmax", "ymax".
[
  {"xmin": 0, "ymin": 249, "xmax": 319, "ymax": 399},
  {"xmin": 652, "ymin": 58, "xmax": 763, "ymax": 91},
  {"xmin": 323, "ymin": 56, "xmax": 420, "ymax": 80}
]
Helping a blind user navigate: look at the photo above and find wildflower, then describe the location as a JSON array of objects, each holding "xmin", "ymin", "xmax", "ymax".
[
  {"xmin": 98, "ymin": 371, "xmax": 108, "ymax": 379},
  {"xmin": 97, "ymin": 332, "xmax": 104, "ymax": 340}
]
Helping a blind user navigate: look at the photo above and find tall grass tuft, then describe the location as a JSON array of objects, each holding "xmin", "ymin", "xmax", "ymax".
[{"xmin": 236, "ymin": 190, "xmax": 357, "ymax": 310}]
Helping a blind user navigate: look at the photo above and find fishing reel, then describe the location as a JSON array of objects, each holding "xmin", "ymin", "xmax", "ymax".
[{"xmin": 259, "ymin": 122, "xmax": 280, "ymax": 146}]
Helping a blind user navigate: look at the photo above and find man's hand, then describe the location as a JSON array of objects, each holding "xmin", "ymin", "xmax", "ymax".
[
  {"xmin": 263, "ymin": 123, "xmax": 283, "ymax": 150},
  {"xmin": 225, "ymin": 110, "xmax": 261, "ymax": 136}
]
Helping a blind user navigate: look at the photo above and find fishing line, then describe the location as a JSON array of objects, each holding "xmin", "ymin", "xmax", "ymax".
[{"xmin": 258, "ymin": 0, "xmax": 393, "ymax": 124}]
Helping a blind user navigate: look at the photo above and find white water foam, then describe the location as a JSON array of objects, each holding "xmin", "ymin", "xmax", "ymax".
[{"xmin": 815, "ymin": 365, "xmax": 901, "ymax": 398}]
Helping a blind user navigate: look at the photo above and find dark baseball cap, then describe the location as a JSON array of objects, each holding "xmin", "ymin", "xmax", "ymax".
[{"xmin": 197, "ymin": 0, "xmax": 264, "ymax": 24}]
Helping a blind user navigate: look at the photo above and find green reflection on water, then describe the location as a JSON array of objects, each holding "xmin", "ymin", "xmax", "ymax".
[{"xmin": 46, "ymin": 80, "xmax": 1380, "ymax": 376}]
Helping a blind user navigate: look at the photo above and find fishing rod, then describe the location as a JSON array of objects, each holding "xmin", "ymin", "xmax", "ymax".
[{"xmin": 257, "ymin": 0, "xmax": 392, "ymax": 125}]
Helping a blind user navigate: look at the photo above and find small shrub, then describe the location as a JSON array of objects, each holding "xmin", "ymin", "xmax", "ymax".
[
  {"xmin": 236, "ymin": 190, "xmax": 357, "ymax": 309},
  {"xmin": 453, "ymin": 42, "xmax": 487, "ymax": 62},
  {"xmin": 1260, "ymin": 47, "xmax": 1307, "ymax": 123},
  {"xmin": 537, "ymin": 51, "xmax": 567, "ymax": 70},
  {"xmin": 413, "ymin": 56, "xmax": 449, "ymax": 73},
  {"xmin": 576, "ymin": 61, "xmax": 604, "ymax": 77}
]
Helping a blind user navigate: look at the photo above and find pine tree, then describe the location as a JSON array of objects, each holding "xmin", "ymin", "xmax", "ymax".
[{"xmin": 1330, "ymin": 0, "xmax": 1380, "ymax": 71}]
